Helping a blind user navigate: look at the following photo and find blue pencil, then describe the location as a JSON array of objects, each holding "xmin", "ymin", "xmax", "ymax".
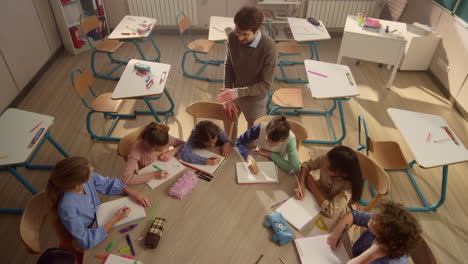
[{"xmin": 125, "ymin": 234, "xmax": 136, "ymax": 256}]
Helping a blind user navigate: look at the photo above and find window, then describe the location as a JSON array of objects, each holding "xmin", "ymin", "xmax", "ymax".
[{"xmin": 433, "ymin": 0, "xmax": 468, "ymax": 24}]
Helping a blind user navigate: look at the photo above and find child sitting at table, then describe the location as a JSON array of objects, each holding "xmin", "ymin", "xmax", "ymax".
[
  {"xmin": 293, "ymin": 146, "xmax": 363, "ymax": 218},
  {"xmin": 45, "ymin": 156, "xmax": 150, "ymax": 256},
  {"xmin": 180, "ymin": 120, "xmax": 232, "ymax": 165},
  {"xmin": 122, "ymin": 122, "xmax": 185, "ymax": 185},
  {"xmin": 236, "ymin": 115, "xmax": 300, "ymax": 173},
  {"xmin": 327, "ymin": 200, "xmax": 422, "ymax": 264}
]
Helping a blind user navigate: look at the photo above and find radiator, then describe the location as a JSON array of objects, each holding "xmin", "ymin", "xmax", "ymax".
[
  {"xmin": 127, "ymin": 0, "xmax": 198, "ymax": 26},
  {"xmin": 307, "ymin": 0, "xmax": 378, "ymax": 29}
]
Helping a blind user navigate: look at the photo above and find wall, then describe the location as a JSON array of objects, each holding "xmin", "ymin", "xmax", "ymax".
[{"xmin": 104, "ymin": 0, "xmax": 129, "ymax": 29}]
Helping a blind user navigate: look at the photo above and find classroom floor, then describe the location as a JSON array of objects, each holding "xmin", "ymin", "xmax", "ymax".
[{"xmin": 1, "ymin": 32, "xmax": 467, "ymax": 263}]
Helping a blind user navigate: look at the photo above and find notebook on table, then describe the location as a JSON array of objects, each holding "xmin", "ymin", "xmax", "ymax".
[
  {"xmin": 275, "ymin": 189, "xmax": 321, "ymax": 230},
  {"xmin": 294, "ymin": 235, "xmax": 350, "ymax": 263},
  {"xmin": 137, "ymin": 158, "xmax": 186, "ymax": 189},
  {"xmin": 179, "ymin": 149, "xmax": 225, "ymax": 175},
  {"xmin": 96, "ymin": 196, "xmax": 146, "ymax": 228},
  {"xmin": 104, "ymin": 254, "xmax": 143, "ymax": 264},
  {"xmin": 235, "ymin": 161, "xmax": 279, "ymax": 184}
]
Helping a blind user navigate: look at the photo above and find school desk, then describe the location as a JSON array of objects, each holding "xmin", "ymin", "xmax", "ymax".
[
  {"xmin": 0, "ymin": 108, "xmax": 68, "ymax": 214},
  {"xmin": 84, "ymin": 150, "xmax": 309, "ymax": 263},
  {"xmin": 108, "ymin": 15, "xmax": 161, "ymax": 62},
  {"xmin": 208, "ymin": 16, "xmax": 235, "ymax": 42},
  {"xmin": 337, "ymin": 15, "xmax": 407, "ymax": 89},
  {"xmin": 387, "ymin": 108, "xmax": 468, "ymax": 212},
  {"xmin": 268, "ymin": 60, "xmax": 358, "ymax": 145},
  {"xmin": 111, "ymin": 59, "xmax": 174, "ymax": 123}
]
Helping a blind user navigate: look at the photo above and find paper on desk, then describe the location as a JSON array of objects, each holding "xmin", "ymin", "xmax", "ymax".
[
  {"xmin": 96, "ymin": 197, "xmax": 146, "ymax": 228},
  {"xmin": 236, "ymin": 161, "xmax": 279, "ymax": 184},
  {"xmin": 295, "ymin": 234, "xmax": 350, "ymax": 263},
  {"xmin": 138, "ymin": 158, "xmax": 186, "ymax": 189},
  {"xmin": 289, "ymin": 18, "xmax": 321, "ymax": 35},
  {"xmin": 276, "ymin": 189, "xmax": 321, "ymax": 230}
]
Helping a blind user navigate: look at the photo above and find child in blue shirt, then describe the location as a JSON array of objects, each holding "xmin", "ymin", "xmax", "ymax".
[
  {"xmin": 236, "ymin": 115, "xmax": 300, "ymax": 173},
  {"xmin": 180, "ymin": 121, "xmax": 232, "ymax": 165},
  {"xmin": 45, "ymin": 156, "xmax": 150, "ymax": 253},
  {"xmin": 327, "ymin": 200, "xmax": 422, "ymax": 264}
]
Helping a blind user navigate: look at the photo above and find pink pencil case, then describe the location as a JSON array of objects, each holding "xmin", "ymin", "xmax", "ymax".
[{"xmin": 168, "ymin": 171, "xmax": 198, "ymax": 199}]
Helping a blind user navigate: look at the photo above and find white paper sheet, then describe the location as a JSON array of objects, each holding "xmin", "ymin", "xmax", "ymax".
[
  {"xmin": 276, "ymin": 189, "xmax": 321, "ymax": 230},
  {"xmin": 96, "ymin": 197, "xmax": 146, "ymax": 227},
  {"xmin": 236, "ymin": 161, "xmax": 279, "ymax": 184},
  {"xmin": 138, "ymin": 158, "xmax": 186, "ymax": 189},
  {"xmin": 294, "ymin": 235, "xmax": 350, "ymax": 264},
  {"xmin": 179, "ymin": 149, "xmax": 225, "ymax": 175}
]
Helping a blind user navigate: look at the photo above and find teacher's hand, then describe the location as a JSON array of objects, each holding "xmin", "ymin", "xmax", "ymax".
[
  {"xmin": 223, "ymin": 102, "xmax": 238, "ymax": 119},
  {"xmin": 217, "ymin": 88, "xmax": 238, "ymax": 104}
]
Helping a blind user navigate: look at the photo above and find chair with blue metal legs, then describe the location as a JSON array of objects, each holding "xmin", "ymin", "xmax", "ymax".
[
  {"xmin": 80, "ymin": 12, "xmax": 126, "ymax": 81},
  {"xmin": 71, "ymin": 69, "xmax": 136, "ymax": 142},
  {"xmin": 275, "ymin": 42, "xmax": 309, "ymax": 83},
  {"xmin": 176, "ymin": 11, "xmax": 223, "ymax": 82},
  {"xmin": 356, "ymin": 114, "xmax": 428, "ymax": 211}
]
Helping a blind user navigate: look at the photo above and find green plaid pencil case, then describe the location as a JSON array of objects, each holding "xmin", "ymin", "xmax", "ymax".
[{"xmin": 144, "ymin": 217, "xmax": 166, "ymax": 249}]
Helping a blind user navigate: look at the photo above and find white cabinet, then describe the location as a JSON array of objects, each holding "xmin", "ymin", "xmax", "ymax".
[
  {"xmin": 0, "ymin": 54, "xmax": 18, "ymax": 111},
  {"xmin": 400, "ymin": 25, "xmax": 441, "ymax": 71}
]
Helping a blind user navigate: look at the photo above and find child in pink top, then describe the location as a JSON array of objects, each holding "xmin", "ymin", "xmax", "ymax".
[{"xmin": 122, "ymin": 122, "xmax": 185, "ymax": 185}]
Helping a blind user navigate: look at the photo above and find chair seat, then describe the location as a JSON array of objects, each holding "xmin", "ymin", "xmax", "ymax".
[
  {"xmin": 96, "ymin": 39, "xmax": 123, "ymax": 53},
  {"xmin": 188, "ymin": 39, "xmax": 214, "ymax": 53},
  {"xmin": 277, "ymin": 42, "xmax": 302, "ymax": 54},
  {"xmin": 91, "ymin": 93, "xmax": 125, "ymax": 112},
  {"xmin": 272, "ymin": 88, "xmax": 304, "ymax": 108},
  {"xmin": 371, "ymin": 141, "xmax": 410, "ymax": 170}
]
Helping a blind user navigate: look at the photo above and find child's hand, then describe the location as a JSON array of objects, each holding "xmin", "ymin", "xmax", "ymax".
[
  {"xmin": 327, "ymin": 231, "xmax": 342, "ymax": 249},
  {"xmin": 158, "ymin": 151, "xmax": 174, "ymax": 162},
  {"xmin": 113, "ymin": 206, "xmax": 130, "ymax": 222},
  {"xmin": 254, "ymin": 148, "xmax": 271, "ymax": 158},
  {"xmin": 293, "ymin": 183, "xmax": 306, "ymax": 200},
  {"xmin": 206, "ymin": 157, "xmax": 221, "ymax": 165},
  {"xmin": 130, "ymin": 192, "xmax": 150, "ymax": 207},
  {"xmin": 221, "ymin": 143, "xmax": 231, "ymax": 157},
  {"xmin": 247, "ymin": 155, "xmax": 259, "ymax": 174},
  {"xmin": 153, "ymin": 170, "xmax": 169, "ymax": 179}
]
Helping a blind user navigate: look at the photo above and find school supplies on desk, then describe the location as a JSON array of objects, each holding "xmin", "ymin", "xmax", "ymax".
[
  {"xmin": 179, "ymin": 149, "xmax": 225, "ymax": 176},
  {"xmin": 307, "ymin": 70, "xmax": 328, "ymax": 78},
  {"xmin": 96, "ymin": 197, "xmax": 146, "ymax": 228},
  {"xmin": 104, "ymin": 254, "xmax": 143, "ymax": 264},
  {"xmin": 275, "ymin": 189, "xmax": 321, "ymax": 230},
  {"xmin": 126, "ymin": 234, "xmax": 136, "ymax": 256},
  {"xmin": 168, "ymin": 171, "xmax": 198, "ymax": 199},
  {"xmin": 30, "ymin": 121, "xmax": 44, "ymax": 132},
  {"xmin": 236, "ymin": 161, "xmax": 278, "ymax": 184},
  {"xmin": 363, "ymin": 17, "xmax": 381, "ymax": 29},
  {"xmin": 29, "ymin": 128, "xmax": 45, "ymax": 147},
  {"xmin": 119, "ymin": 224, "xmax": 137, "ymax": 233},
  {"xmin": 294, "ymin": 235, "xmax": 349, "ymax": 263},
  {"xmin": 138, "ymin": 158, "xmax": 186, "ymax": 189}
]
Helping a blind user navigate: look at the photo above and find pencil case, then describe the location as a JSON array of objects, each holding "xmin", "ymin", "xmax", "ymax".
[
  {"xmin": 168, "ymin": 171, "xmax": 198, "ymax": 200},
  {"xmin": 144, "ymin": 217, "xmax": 166, "ymax": 249}
]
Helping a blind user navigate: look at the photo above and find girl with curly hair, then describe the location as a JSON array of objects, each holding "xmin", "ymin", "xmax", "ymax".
[{"xmin": 328, "ymin": 200, "xmax": 422, "ymax": 264}]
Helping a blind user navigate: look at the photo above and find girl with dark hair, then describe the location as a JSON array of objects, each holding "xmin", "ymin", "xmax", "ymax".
[
  {"xmin": 294, "ymin": 146, "xmax": 363, "ymax": 218},
  {"xmin": 121, "ymin": 122, "xmax": 184, "ymax": 185},
  {"xmin": 328, "ymin": 200, "xmax": 422, "ymax": 264},
  {"xmin": 180, "ymin": 121, "xmax": 232, "ymax": 165},
  {"xmin": 236, "ymin": 115, "xmax": 300, "ymax": 173},
  {"xmin": 45, "ymin": 157, "xmax": 149, "ymax": 253}
]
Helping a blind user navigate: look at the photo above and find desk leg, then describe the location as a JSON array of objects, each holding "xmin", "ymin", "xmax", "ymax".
[
  {"xmin": 8, "ymin": 167, "xmax": 37, "ymax": 195},
  {"xmin": 26, "ymin": 132, "xmax": 69, "ymax": 169},
  {"xmin": 386, "ymin": 63, "xmax": 398, "ymax": 89}
]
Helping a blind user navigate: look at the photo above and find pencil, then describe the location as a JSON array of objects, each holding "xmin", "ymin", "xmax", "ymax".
[
  {"xmin": 30, "ymin": 121, "xmax": 44, "ymax": 132},
  {"xmin": 270, "ymin": 199, "xmax": 288, "ymax": 209},
  {"xmin": 291, "ymin": 171, "xmax": 303, "ymax": 199},
  {"xmin": 212, "ymin": 26, "xmax": 224, "ymax": 32},
  {"xmin": 152, "ymin": 164, "xmax": 163, "ymax": 171},
  {"xmin": 279, "ymin": 257, "xmax": 286, "ymax": 264},
  {"xmin": 336, "ymin": 224, "xmax": 349, "ymax": 247},
  {"xmin": 255, "ymin": 254, "xmax": 263, "ymax": 264}
]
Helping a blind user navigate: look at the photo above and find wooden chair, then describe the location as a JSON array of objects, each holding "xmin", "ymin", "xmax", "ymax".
[
  {"xmin": 253, "ymin": 115, "xmax": 308, "ymax": 151},
  {"xmin": 356, "ymin": 114, "xmax": 420, "ymax": 208},
  {"xmin": 266, "ymin": 88, "xmax": 304, "ymax": 116},
  {"xmin": 80, "ymin": 12, "xmax": 126, "ymax": 81},
  {"xmin": 71, "ymin": 69, "xmax": 136, "ymax": 142},
  {"xmin": 186, "ymin": 101, "xmax": 239, "ymax": 142},
  {"xmin": 117, "ymin": 126, "xmax": 146, "ymax": 160},
  {"xmin": 410, "ymin": 237, "xmax": 438, "ymax": 264},
  {"xmin": 176, "ymin": 11, "xmax": 223, "ymax": 82},
  {"xmin": 355, "ymin": 151, "xmax": 391, "ymax": 211},
  {"xmin": 20, "ymin": 192, "xmax": 50, "ymax": 254}
]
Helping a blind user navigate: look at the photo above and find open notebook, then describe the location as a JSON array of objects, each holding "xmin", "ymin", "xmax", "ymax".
[
  {"xmin": 137, "ymin": 158, "xmax": 186, "ymax": 189},
  {"xmin": 179, "ymin": 149, "xmax": 225, "ymax": 175},
  {"xmin": 96, "ymin": 197, "xmax": 146, "ymax": 228},
  {"xmin": 295, "ymin": 235, "xmax": 350, "ymax": 263},
  {"xmin": 235, "ymin": 161, "xmax": 279, "ymax": 184},
  {"xmin": 104, "ymin": 254, "xmax": 143, "ymax": 264},
  {"xmin": 275, "ymin": 189, "xmax": 321, "ymax": 230}
]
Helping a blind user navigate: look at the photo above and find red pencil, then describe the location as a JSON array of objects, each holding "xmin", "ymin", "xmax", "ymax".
[
  {"xmin": 443, "ymin": 127, "xmax": 459, "ymax": 145},
  {"xmin": 30, "ymin": 121, "xmax": 44, "ymax": 132}
]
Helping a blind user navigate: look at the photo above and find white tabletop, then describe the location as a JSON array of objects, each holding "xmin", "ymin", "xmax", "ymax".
[
  {"xmin": 287, "ymin": 17, "xmax": 331, "ymax": 42},
  {"xmin": 0, "ymin": 108, "xmax": 54, "ymax": 166},
  {"xmin": 112, "ymin": 59, "xmax": 171, "ymax": 99},
  {"xmin": 108, "ymin": 15, "xmax": 157, "ymax": 40},
  {"xmin": 344, "ymin": 16, "xmax": 407, "ymax": 40},
  {"xmin": 304, "ymin": 60, "xmax": 359, "ymax": 99},
  {"xmin": 208, "ymin": 16, "xmax": 235, "ymax": 41},
  {"xmin": 387, "ymin": 108, "xmax": 468, "ymax": 168}
]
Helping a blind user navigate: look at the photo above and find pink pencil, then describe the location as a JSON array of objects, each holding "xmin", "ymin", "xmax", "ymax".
[
  {"xmin": 426, "ymin": 132, "xmax": 431, "ymax": 143},
  {"xmin": 308, "ymin": 70, "xmax": 328, "ymax": 78}
]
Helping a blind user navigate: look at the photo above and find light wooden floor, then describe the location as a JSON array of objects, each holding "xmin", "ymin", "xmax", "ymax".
[{"xmin": 1, "ymin": 32, "xmax": 467, "ymax": 263}]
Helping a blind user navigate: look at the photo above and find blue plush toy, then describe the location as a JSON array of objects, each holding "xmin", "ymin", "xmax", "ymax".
[{"xmin": 264, "ymin": 212, "xmax": 294, "ymax": 245}]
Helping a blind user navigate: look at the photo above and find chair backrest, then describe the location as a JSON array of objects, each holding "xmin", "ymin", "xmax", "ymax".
[
  {"xmin": 253, "ymin": 115, "xmax": 308, "ymax": 150},
  {"xmin": 20, "ymin": 192, "xmax": 51, "ymax": 254},
  {"xmin": 71, "ymin": 70, "xmax": 94, "ymax": 98},
  {"xmin": 177, "ymin": 13, "xmax": 191, "ymax": 34},
  {"xmin": 186, "ymin": 101, "xmax": 239, "ymax": 141},
  {"xmin": 80, "ymin": 15, "xmax": 99, "ymax": 35},
  {"xmin": 410, "ymin": 237, "xmax": 438, "ymax": 264},
  {"xmin": 355, "ymin": 151, "xmax": 391, "ymax": 212},
  {"xmin": 117, "ymin": 126, "xmax": 146, "ymax": 159}
]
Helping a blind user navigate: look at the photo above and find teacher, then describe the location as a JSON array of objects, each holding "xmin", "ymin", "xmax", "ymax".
[{"xmin": 216, "ymin": 6, "xmax": 277, "ymax": 138}]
